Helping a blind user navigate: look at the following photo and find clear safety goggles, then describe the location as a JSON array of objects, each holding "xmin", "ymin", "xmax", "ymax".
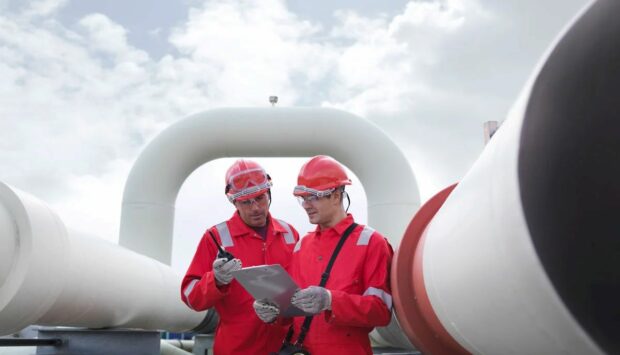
[
  {"xmin": 294, "ymin": 186, "xmax": 335, "ymax": 205},
  {"xmin": 237, "ymin": 192, "xmax": 269, "ymax": 207},
  {"xmin": 228, "ymin": 168, "xmax": 269, "ymax": 191}
]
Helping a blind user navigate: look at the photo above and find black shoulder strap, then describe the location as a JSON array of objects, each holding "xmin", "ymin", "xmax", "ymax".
[
  {"xmin": 293, "ymin": 222, "xmax": 358, "ymax": 346},
  {"xmin": 319, "ymin": 222, "xmax": 358, "ymax": 287}
]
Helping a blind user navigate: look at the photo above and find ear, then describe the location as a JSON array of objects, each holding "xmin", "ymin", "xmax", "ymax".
[{"xmin": 331, "ymin": 190, "xmax": 343, "ymax": 205}]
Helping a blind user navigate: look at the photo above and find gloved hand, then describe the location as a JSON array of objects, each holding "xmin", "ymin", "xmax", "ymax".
[
  {"xmin": 212, "ymin": 257, "xmax": 242, "ymax": 285},
  {"xmin": 253, "ymin": 299, "xmax": 280, "ymax": 323},
  {"xmin": 290, "ymin": 286, "xmax": 331, "ymax": 314}
]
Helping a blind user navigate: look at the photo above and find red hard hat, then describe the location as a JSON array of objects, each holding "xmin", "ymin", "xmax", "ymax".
[
  {"xmin": 294, "ymin": 155, "xmax": 351, "ymax": 196},
  {"xmin": 225, "ymin": 159, "xmax": 272, "ymax": 202}
]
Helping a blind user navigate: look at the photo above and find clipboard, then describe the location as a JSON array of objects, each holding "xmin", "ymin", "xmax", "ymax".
[{"xmin": 231, "ymin": 264, "xmax": 311, "ymax": 317}]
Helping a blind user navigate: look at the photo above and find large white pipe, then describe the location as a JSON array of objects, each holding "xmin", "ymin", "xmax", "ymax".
[
  {"xmin": 119, "ymin": 107, "xmax": 420, "ymax": 264},
  {"xmin": 420, "ymin": 93, "xmax": 603, "ymax": 354},
  {"xmin": 393, "ymin": 1, "xmax": 618, "ymax": 354},
  {"xmin": 119, "ymin": 107, "xmax": 420, "ymax": 348},
  {"xmin": 0, "ymin": 182, "xmax": 206, "ymax": 336},
  {"xmin": 0, "ymin": 200, "xmax": 16, "ymax": 288}
]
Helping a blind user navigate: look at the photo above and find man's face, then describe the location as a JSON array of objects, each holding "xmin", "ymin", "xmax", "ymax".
[
  {"xmin": 300, "ymin": 191, "xmax": 339, "ymax": 227},
  {"xmin": 234, "ymin": 192, "xmax": 270, "ymax": 227}
]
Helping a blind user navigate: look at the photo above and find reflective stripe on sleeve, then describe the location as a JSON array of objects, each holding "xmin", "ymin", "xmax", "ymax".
[
  {"xmin": 357, "ymin": 226, "xmax": 375, "ymax": 246},
  {"xmin": 183, "ymin": 279, "xmax": 199, "ymax": 310},
  {"xmin": 215, "ymin": 222, "xmax": 234, "ymax": 247},
  {"xmin": 363, "ymin": 286, "xmax": 393, "ymax": 309},
  {"xmin": 277, "ymin": 219, "xmax": 296, "ymax": 244},
  {"xmin": 293, "ymin": 240, "xmax": 302, "ymax": 253}
]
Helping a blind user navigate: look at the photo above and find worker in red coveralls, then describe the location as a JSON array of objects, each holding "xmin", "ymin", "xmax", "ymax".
[
  {"xmin": 181, "ymin": 159, "xmax": 299, "ymax": 355},
  {"xmin": 254, "ymin": 155, "xmax": 394, "ymax": 355}
]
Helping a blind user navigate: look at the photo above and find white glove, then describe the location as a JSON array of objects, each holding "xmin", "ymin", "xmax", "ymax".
[
  {"xmin": 212, "ymin": 258, "xmax": 242, "ymax": 285},
  {"xmin": 253, "ymin": 299, "xmax": 280, "ymax": 323},
  {"xmin": 290, "ymin": 286, "xmax": 331, "ymax": 314}
]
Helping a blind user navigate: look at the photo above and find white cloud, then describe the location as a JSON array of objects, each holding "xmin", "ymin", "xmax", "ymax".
[
  {"xmin": 0, "ymin": 12, "xmax": 176, "ymax": 219},
  {"xmin": 78, "ymin": 13, "xmax": 150, "ymax": 64},
  {"xmin": 22, "ymin": 0, "xmax": 68, "ymax": 18},
  {"xmin": 0, "ymin": 0, "xmax": 592, "ymax": 272},
  {"xmin": 168, "ymin": 0, "xmax": 336, "ymax": 106},
  {"xmin": 319, "ymin": 0, "xmax": 500, "ymax": 127}
]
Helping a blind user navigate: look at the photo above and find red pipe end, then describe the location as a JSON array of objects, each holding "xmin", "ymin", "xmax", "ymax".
[{"xmin": 392, "ymin": 183, "xmax": 470, "ymax": 355}]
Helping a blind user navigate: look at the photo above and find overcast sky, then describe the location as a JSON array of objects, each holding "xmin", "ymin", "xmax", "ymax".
[{"xmin": 0, "ymin": 0, "xmax": 590, "ymax": 272}]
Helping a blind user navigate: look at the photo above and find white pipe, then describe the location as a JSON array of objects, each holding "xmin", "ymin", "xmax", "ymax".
[
  {"xmin": 160, "ymin": 340, "xmax": 192, "ymax": 355},
  {"xmin": 119, "ymin": 107, "xmax": 420, "ymax": 348},
  {"xmin": 0, "ymin": 182, "xmax": 206, "ymax": 336},
  {"xmin": 164, "ymin": 339, "xmax": 194, "ymax": 352},
  {"xmin": 422, "ymin": 92, "xmax": 602, "ymax": 354},
  {"xmin": 393, "ymin": 1, "xmax": 616, "ymax": 353},
  {"xmin": 0, "ymin": 200, "xmax": 16, "ymax": 288},
  {"xmin": 0, "ymin": 347, "xmax": 34, "ymax": 355},
  {"xmin": 119, "ymin": 107, "xmax": 420, "ymax": 265}
]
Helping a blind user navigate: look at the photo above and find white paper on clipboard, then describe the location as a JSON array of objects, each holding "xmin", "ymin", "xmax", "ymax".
[{"xmin": 231, "ymin": 264, "xmax": 311, "ymax": 317}]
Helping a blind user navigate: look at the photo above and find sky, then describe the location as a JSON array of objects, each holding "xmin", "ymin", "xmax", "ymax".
[{"xmin": 0, "ymin": 0, "xmax": 591, "ymax": 273}]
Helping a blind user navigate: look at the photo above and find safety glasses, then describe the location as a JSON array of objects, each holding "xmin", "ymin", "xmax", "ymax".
[
  {"xmin": 293, "ymin": 186, "xmax": 335, "ymax": 197},
  {"xmin": 296, "ymin": 195, "xmax": 323, "ymax": 205},
  {"xmin": 294, "ymin": 186, "xmax": 335, "ymax": 205},
  {"xmin": 228, "ymin": 168, "xmax": 268, "ymax": 191},
  {"xmin": 238, "ymin": 193, "xmax": 269, "ymax": 207}
]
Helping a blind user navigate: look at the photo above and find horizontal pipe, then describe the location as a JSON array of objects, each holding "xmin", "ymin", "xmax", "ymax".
[
  {"xmin": 0, "ymin": 182, "xmax": 206, "ymax": 336},
  {"xmin": 0, "ymin": 338, "xmax": 61, "ymax": 347},
  {"xmin": 160, "ymin": 340, "xmax": 192, "ymax": 355},
  {"xmin": 163, "ymin": 339, "xmax": 194, "ymax": 352}
]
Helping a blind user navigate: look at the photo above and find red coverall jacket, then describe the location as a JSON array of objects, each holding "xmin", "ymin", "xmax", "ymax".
[
  {"xmin": 181, "ymin": 212, "xmax": 299, "ymax": 355},
  {"xmin": 288, "ymin": 214, "xmax": 393, "ymax": 355}
]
